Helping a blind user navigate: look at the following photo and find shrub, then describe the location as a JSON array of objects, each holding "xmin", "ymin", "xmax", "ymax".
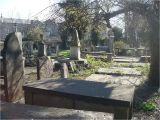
[
  {"xmin": 136, "ymin": 63, "xmax": 150, "ymax": 76},
  {"xmin": 114, "ymin": 40, "xmax": 129, "ymax": 49}
]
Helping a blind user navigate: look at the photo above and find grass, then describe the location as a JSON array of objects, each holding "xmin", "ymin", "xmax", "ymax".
[
  {"xmin": 69, "ymin": 54, "xmax": 111, "ymax": 79},
  {"xmin": 136, "ymin": 63, "xmax": 150, "ymax": 76},
  {"xmin": 58, "ymin": 50, "xmax": 70, "ymax": 58}
]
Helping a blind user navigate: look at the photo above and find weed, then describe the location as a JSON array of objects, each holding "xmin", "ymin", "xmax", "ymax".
[{"xmin": 140, "ymin": 101, "xmax": 157, "ymax": 111}]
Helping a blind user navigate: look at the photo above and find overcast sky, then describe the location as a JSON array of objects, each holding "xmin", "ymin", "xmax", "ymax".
[
  {"xmin": 0, "ymin": 0, "xmax": 60, "ymax": 19},
  {"xmin": 0, "ymin": 0, "xmax": 124, "ymax": 28}
]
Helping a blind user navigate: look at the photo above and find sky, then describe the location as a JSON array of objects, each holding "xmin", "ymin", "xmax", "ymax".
[
  {"xmin": 0, "ymin": 0, "xmax": 124, "ymax": 28},
  {"xmin": 0, "ymin": 0, "xmax": 60, "ymax": 19}
]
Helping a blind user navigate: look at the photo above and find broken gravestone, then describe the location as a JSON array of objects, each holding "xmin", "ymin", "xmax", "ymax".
[{"xmin": 2, "ymin": 32, "xmax": 25, "ymax": 102}]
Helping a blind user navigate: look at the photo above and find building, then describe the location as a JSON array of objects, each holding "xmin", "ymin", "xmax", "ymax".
[{"xmin": 0, "ymin": 15, "xmax": 61, "ymax": 47}]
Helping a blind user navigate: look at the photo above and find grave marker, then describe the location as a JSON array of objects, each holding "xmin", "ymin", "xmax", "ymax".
[
  {"xmin": 70, "ymin": 29, "xmax": 81, "ymax": 60},
  {"xmin": 37, "ymin": 56, "xmax": 53, "ymax": 80},
  {"xmin": 38, "ymin": 42, "xmax": 47, "ymax": 57},
  {"xmin": 2, "ymin": 32, "xmax": 24, "ymax": 102}
]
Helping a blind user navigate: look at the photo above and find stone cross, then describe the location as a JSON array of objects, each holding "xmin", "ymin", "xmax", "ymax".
[
  {"xmin": 2, "ymin": 32, "xmax": 24, "ymax": 102},
  {"xmin": 70, "ymin": 29, "xmax": 81, "ymax": 60}
]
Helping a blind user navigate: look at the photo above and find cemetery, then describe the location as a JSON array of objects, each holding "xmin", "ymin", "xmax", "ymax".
[{"xmin": 0, "ymin": 0, "xmax": 160, "ymax": 120}]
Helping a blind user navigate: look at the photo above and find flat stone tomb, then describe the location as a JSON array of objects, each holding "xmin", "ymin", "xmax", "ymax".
[
  {"xmin": 112, "ymin": 62, "xmax": 150, "ymax": 68},
  {"xmin": 86, "ymin": 74, "xmax": 144, "ymax": 86},
  {"xmin": 97, "ymin": 67, "xmax": 141, "ymax": 76},
  {"xmin": 1, "ymin": 102, "xmax": 113, "ymax": 119},
  {"xmin": 113, "ymin": 56, "xmax": 139, "ymax": 63},
  {"xmin": 23, "ymin": 79, "xmax": 135, "ymax": 119}
]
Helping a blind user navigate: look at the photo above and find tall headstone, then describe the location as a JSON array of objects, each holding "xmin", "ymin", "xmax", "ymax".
[
  {"xmin": 2, "ymin": 32, "xmax": 24, "ymax": 102},
  {"xmin": 108, "ymin": 29, "xmax": 114, "ymax": 54},
  {"xmin": 38, "ymin": 42, "xmax": 47, "ymax": 57},
  {"xmin": 70, "ymin": 29, "xmax": 81, "ymax": 60}
]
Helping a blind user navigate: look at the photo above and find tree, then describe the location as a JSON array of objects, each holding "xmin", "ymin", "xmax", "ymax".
[
  {"xmin": 112, "ymin": 26, "xmax": 123, "ymax": 41},
  {"xmin": 101, "ymin": 0, "xmax": 159, "ymax": 87},
  {"xmin": 58, "ymin": 0, "xmax": 91, "ymax": 40},
  {"xmin": 27, "ymin": 26, "xmax": 43, "ymax": 42}
]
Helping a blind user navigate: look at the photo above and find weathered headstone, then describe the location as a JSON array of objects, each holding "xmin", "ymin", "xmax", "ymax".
[
  {"xmin": 70, "ymin": 29, "xmax": 81, "ymax": 60},
  {"xmin": 38, "ymin": 42, "xmax": 47, "ymax": 57},
  {"xmin": 60, "ymin": 63, "xmax": 68, "ymax": 78},
  {"xmin": 108, "ymin": 29, "xmax": 114, "ymax": 54},
  {"xmin": 37, "ymin": 56, "xmax": 53, "ymax": 80},
  {"xmin": 22, "ymin": 41, "xmax": 34, "ymax": 57},
  {"xmin": 56, "ymin": 44, "xmax": 59, "ymax": 56},
  {"xmin": 107, "ymin": 53, "xmax": 112, "ymax": 61},
  {"xmin": 2, "ymin": 32, "xmax": 24, "ymax": 102}
]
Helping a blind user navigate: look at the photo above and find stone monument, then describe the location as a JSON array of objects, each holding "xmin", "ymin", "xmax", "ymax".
[
  {"xmin": 37, "ymin": 56, "xmax": 53, "ymax": 80},
  {"xmin": 70, "ymin": 29, "xmax": 81, "ymax": 60},
  {"xmin": 108, "ymin": 29, "xmax": 114, "ymax": 54},
  {"xmin": 38, "ymin": 42, "xmax": 47, "ymax": 57},
  {"xmin": 2, "ymin": 32, "xmax": 25, "ymax": 102}
]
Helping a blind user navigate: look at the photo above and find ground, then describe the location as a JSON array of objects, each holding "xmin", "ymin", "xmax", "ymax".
[{"xmin": 24, "ymin": 62, "xmax": 160, "ymax": 120}]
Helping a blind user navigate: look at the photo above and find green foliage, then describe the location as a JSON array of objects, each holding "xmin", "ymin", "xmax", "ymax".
[
  {"xmin": 58, "ymin": 50, "xmax": 70, "ymax": 58},
  {"xmin": 136, "ymin": 63, "xmax": 150, "ymax": 76},
  {"xmin": 86, "ymin": 54, "xmax": 111, "ymax": 69},
  {"xmin": 69, "ymin": 55, "xmax": 111, "ymax": 79},
  {"xmin": 59, "ymin": 0, "xmax": 90, "ymax": 40},
  {"xmin": 27, "ymin": 27, "xmax": 43, "ymax": 41},
  {"xmin": 114, "ymin": 40, "xmax": 128, "ymax": 49},
  {"xmin": 140, "ymin": 101, "xmax": 156, "ymax": 111}
]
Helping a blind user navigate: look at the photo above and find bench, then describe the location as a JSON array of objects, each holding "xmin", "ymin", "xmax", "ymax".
[{"xmin": 23, "ymin": 78, "xmax": 135, "ymax": 119}]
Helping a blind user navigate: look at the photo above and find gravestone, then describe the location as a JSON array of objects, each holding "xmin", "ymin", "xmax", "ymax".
[
  {"xmin": 22, "ymin": 41, "xmax": 34, "ymax": 57},
  {"xmin": 56, "ymin": 44, "xmax": 59, "ymax": 56},
  {"xmin": 60, "ymin": 63, "xmax": 68, "ymax": 78},
  {"xmin": 38, "ymin": 42, "xmax": 47, "ymax": 57},
  {"xmin": 70, "ymin": 29, "xmax": 81, "ymax": 60},
  {"xmin": 2, "ymin": 32, "xmax": 24, "ymax": 102},
  {"xmin": 37, "ymin": 56, "xmax": 53, "ymax": 80},
  {"xmin": 108, "ymin": 29, "xmax": 114, "ymax": 54}
]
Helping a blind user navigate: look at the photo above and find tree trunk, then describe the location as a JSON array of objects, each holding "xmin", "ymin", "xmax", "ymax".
[{"xmin": 148, "ymin": 16, "xmax": 159, "ymax": 87}]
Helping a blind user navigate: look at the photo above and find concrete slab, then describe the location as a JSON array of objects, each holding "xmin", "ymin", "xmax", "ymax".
[
  {"xmin": 85, "ymin": 74, "xmax": 145, "ymax": 86},
  {"xmin": 96, "ymin": 67, "xmax": 141, "ymax": 76},
  {"xmin": 1, "ymin": 102, "xmax": 113, "ymax": 119},
  {"xmin": 113, "ymin": 56, "xmax": 139, "ymax": 63},
  {"xmin": 112, "ymin": 62, "xmax": 150, "ymax": 68}
]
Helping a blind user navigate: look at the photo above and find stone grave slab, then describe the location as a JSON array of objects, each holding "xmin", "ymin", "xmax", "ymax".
[
  {"xmin": 1, "ymin": 102, "xmax": 113, "ymax": 119},
  {"xmin": 96, "ymin": 67, "xmax": 141, "ymax": 76},
  {"xmin": 23, "ymin": 78, "xmax": 135, "ymax": 119},
  {"xmin": 113, "ymin": 56, "xmax": 139, "ymax": 63},
  {"xmin": 85, "ymin": 74, "xmax": 145, "ymax": 86},
  {"xmin": 112, "ymin": 62, "xmax": 150, "ymax": 68}
]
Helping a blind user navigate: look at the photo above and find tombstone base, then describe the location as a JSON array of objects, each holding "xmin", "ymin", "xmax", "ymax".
[{"xmin": 70, "ymin": 46, "xmax": 81, "ymax": 60}]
